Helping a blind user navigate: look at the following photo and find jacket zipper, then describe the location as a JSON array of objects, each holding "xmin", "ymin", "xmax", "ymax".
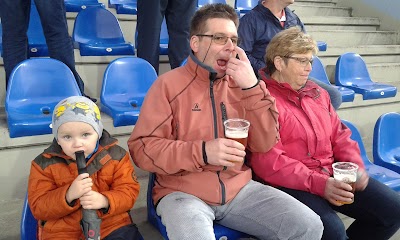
[
  {"xmin": 210, "ymin": 78, "xmax": 226, "ymax": 204},
  {"xmin": 217, "ymin": 171, "xmax": 226, "ymax": 204},
  {"xmin": 210, "ymin": 80, "xmax": 218, "ymax": 138},
  {"xmin": 220, "ymin": 102, "xmax": 227, "ymax": 136}
]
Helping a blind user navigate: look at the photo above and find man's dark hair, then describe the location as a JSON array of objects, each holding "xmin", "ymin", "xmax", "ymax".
[{"xmin": 190, "ymin": 3, "xmax": 239, "ymax": 37}]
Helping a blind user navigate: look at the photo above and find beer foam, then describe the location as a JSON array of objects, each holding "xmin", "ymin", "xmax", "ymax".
[
  {"xmin": 225, "ymin": 131, "xmax": 248, "ymax": 139},
  {"xmin": 335, "ymin": 174, "xmax": 356, "ymax": 182}
]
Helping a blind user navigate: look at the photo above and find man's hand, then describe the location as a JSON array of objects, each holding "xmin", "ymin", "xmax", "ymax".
[
  {"xmin": 205, "ymin": 138, "xmax": 246, "ymax": 167},
  {"xmin": 66, "ymin": 173, "xmax": 92, "ymax": 204},
  {"xmin": 324, "ymin": 177, "xmax": 354, "ymax": 206},
  {"xmin": 80, "ymin": 191, "xmax": 109, "ymax": 210},
  {"xmin": 226, "ymin": 46, "xmax": 258, "ymax": 89}
]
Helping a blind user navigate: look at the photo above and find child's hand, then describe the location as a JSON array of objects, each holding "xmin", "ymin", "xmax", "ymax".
[
  {"xmin": 66, "ymin": 173, "xmax": 92, "ymax": 204},
  {"xmin": 80, "ymin": 191, "xmax": 109, "ymax": 210}
]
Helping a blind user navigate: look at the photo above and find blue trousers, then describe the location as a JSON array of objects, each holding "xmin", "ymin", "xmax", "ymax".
[
  {"xmin": 279, "ymin": 178, "xmax": 400, "ymax": 240},
  {"xmin": 0, "ymin": 0, "xmax": 84, "ymax": 93},
  {"xmin": 136, "ymin": 0, "xmax": 196, "ymax": 73}
]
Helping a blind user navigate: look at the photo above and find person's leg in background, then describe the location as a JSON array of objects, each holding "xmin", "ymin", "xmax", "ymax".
[
  {"xmin": 33, "ymin": 0, "xmax": 86, "ymax": 96},
  {"xmin": 165, "ymin": 0, "xmax": 196, "ymax": 69},
  {"xmin": 0, "ymin": 0, "xmax": 30, "ymax": 90},
  {"xmin": 334, "ymin": 178, "xmax": 400, "ymax": 240},
  {"xmin": 279, "ymin": 187, "xmax": 348, "ymax": 240},
  {"xmin": 137, "ymin": 0, "xmax": 166, "ymax": 74},
  {"xmin": 309, "ymin": 77, "xmax": 342, "ymax": 110}
]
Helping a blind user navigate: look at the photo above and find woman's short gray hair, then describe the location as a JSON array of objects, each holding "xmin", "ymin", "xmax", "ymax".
[{"xmin": 265, "ymin": 27, "xmax": 318, "ymax": 75}]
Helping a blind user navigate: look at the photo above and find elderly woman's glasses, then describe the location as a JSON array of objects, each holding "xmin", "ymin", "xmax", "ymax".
[
  {"xmin": 284, "ymin": 56, "xmax": 314, "ymax": 67},
  {"xmin": 196, "ymin": 34, "xmax": 240, "ymax": 46}
]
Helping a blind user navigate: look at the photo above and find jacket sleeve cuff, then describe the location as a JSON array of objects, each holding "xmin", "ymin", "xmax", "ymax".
[
  {"xmin": 242, "ymin": 79, "xmax": 260, "ymax": 90},
  {"xmin": 202, "ymin": 141, "xmax": 208, "ymax": 165},
  {"xmin": 311, "ymin": 174, "xmax": 330, "ymax": 197}
]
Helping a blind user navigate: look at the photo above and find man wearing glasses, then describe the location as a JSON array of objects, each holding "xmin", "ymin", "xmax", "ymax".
[{"xmin": 128, "ymin": 3, "xmax": 323, "ymax": 240}]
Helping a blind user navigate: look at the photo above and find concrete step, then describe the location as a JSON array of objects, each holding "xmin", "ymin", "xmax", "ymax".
[
  {"xmin": 318, "ymin": 45, "xmax": 400, "ymax": 65},
  {"xmin": 296, "ymin": 0, "xmax": 338, "ymax": 7},
  {"xmin": 291, "ymin": 4, "xmax": 352, "ymax": 17},
  {"xmin": 303, "ymin": 16, "xmax": 381, "ymax": 31},
  {"xmin": 309, "ymin": 30, "xmax": 400, "ymax": 47}
]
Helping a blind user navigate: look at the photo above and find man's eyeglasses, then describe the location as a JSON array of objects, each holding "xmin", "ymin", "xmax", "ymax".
[
  {"xmin": 196, "ymin": 34, "xmax": 240, "ymax": 46},
  {"xmin": 284, "ymin": 56, "xmax": 314, "ymax": 67}
]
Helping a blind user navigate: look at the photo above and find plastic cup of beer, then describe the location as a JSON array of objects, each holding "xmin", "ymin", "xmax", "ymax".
[
  {"xmin": 224, "ymin": 118, "xmax": 250, "ymax": 146},
  {"xmin": 332, "ymin": 162, "xmax": 359, "ymax": 204}
]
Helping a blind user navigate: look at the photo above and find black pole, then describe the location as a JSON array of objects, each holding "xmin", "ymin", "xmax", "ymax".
[{"xmin": 75, "ymin": 150, "xmax": 102, "ymax": 240}]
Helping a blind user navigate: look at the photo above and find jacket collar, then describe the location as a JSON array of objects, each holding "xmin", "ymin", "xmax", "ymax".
[
  {"xmin": 44, "ymin": 129, "xmax": 117, "ymax": 160},
  {"xmin": 259, "ymin": 68, "xmax": 321, "ymax": 99},
  {"xmin": 186, "ymin": 51, "xmax": 227, "ymax": 83}
]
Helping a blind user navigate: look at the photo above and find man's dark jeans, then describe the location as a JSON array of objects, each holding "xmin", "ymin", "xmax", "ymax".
[
  {"xmin": 136, "ymin": 0, "xmax": 196, "ymax": 73},
  {"xmin": 0, "ymin": 0, "xmax": 84, "ymax": 93},
  {"xmin": 280, "ymin": 178, "xmax": 400, "ymax": 240}
]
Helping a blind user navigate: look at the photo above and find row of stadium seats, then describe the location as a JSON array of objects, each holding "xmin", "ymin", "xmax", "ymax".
[
  {"xmin": 5, "ymin": 57, "xmax": 156, "ymax": 138},
  {"xmin": 21, "ymin": 116, "xmax": 400, "ymax": 239},
  {"xmin": 0, "ymin": 6, "xmax": 169, "ymax": 57},
  {"xmin": 309, "ymin": 53, "xmax": 397, "ymax": 102}
]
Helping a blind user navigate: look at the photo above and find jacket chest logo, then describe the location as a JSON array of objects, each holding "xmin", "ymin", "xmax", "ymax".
[{"xmin": 192, "ymin": 103, "xmax": 201, "ymax": 112}]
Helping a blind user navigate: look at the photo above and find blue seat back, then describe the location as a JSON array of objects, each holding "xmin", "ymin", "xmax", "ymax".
[
  {"xmin": 6, "ymin": 59, "xmax": 81, "ymax": 101},
  {"xmin": 64, "ymin": 0, "xmax": 104, "ymax": 12},
  {"xmin": 335, "ymin": 52, "xmax": 373, "ymax": 87},
  {"xmin": 373, "ymin": 112, "xmax": 400, "ymax": 172},
  {"xmin": 341, "ymin": 119, "xmax": 373, "ymax": 167},
  {"xmin": 235, "ymin": 0, "xmax": 257, "ymax": 12},
  {"xmin": 198, "ymin": 0, "xmax": 226, "ymax": 8},
  {"xmin": 73, "ymin": 7, "xmax": 125, "ymax": 45},
  {"xmin": 160, "ymin": 18, "xmax": 169, "ymax": 47},
  {"xmin": 147, "ymin": 173, "xmax": 252, "ymax": 239},
  {"xmin": 28, "ymin": 3, "xmax": 49, "ymax": 57},
  {"xmin": 344, "ymin": 119, "xmax": 400, "ymax": 191},
  {"xmin": 5, "ymin": 58, "xmax": 82, "ymax": 137},
  {"xmin": 21, "ymin": 194, "xmax": 37, "ymax": 240},
  {"xmin": 109, "ymin": 0, "xmax": 136, "ymax": 4},
  {"xmin": 101, "ymin": 57, "xmax": 157, "ymax": 103},
  {"xmin": 135, "ymin": 17, "xmax": 169, "ymax": 55},
  {"xmin": 309, "ymin": 56, "xmax": 331, "ymax": 85}
]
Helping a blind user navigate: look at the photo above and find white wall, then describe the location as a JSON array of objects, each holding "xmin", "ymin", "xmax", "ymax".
[{"xmin": 338, "ymin": 0, "xmax": 400, "ymax": 31}]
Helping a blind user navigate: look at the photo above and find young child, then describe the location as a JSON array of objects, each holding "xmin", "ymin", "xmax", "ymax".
[{"xmin": 28, "ymin": 96, "xmax": 142, "ymax": 240}]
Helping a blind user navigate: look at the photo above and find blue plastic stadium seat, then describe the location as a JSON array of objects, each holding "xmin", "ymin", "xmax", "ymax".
[
  {"xmin": 100, "ymin": 57, "xmax": 157, "ymax": 127},
  {"xmin": 5, "ymin": 58, "xmax": 82, "ymax": 138},
  {"xmin": 64, "ymin": 0, "xmax": 104, "ymax": 12},
  {"xmin": 135, "ymin": 17, "xmax": 168, "ymax": 55},
  {"xmin": 373, "ymin": 112, "xmax": 400, "ymax": 174},
  {"xmin": 20, "ymin": 193, "xmax": 38, "ymax": 240},
  {"xmin": 28, "ymin": 3, "xmax": 49, "ymax": 57},
  {"xmin": 108, "ymin": 0, "xmax": 137, "ymax": 15},
  {"xmin": 342, "ymin": 119, "xmax": 400, "ymax": 192},
  {"xmin": 235, "ymin": 0, "xmax": 257, "ymax": 15},
  {"xmin": 72, "ymin": 7, "xmax": 135, "ymax": 56},
  {"xmin": 335, "ymin": 52, "xmax": 397, "ymax": 100},
  {"xmin": 316, "ymin": 41, "xmax": 327, "ymax": 52},
  {"xmin": 147, "ymin": 173, "xmax": 253, "ymax": 239},
  {"xmin": 309, "ymin": 56, "xmax": 355, "ymax": 102}
]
